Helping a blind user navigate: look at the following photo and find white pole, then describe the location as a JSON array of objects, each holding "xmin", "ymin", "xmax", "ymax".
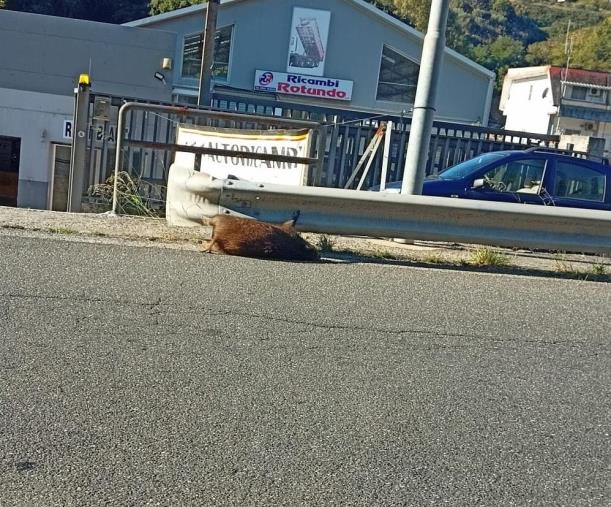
[
  {"xmin": 401, "ymin": 0, "xmax": 450, "ymax": 195},
  {"xmin": 380, "ymin": 120, "xmax": 393, "ymax": 191}
]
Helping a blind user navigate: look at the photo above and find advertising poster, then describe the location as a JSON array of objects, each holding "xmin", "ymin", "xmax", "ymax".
[
  {"xmin": 175, "ymin": 125, "xmax": 311, "ymax": 186},
  {"xmin": 287, "ymin": 7, "xmax": 331, "ymax": 77}
]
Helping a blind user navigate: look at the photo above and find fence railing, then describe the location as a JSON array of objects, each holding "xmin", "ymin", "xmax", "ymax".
[
  {"xmin": 211, "ymin": 92, "xmax": 569, "ymax": 189},
  {"xmin": 82, "ymin": 92, "xmax": 575, "ymax": 207}
]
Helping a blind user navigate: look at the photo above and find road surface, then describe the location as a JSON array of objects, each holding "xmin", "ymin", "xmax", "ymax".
[{"xmin": 1, "ymin": 234, "xmax": 609, "ymax": 505}]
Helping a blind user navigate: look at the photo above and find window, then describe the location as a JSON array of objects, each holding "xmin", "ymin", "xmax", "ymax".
[
  {"xmin": 181, "ymin": 25, "xmax": 233, "ymax": 81},
  {"xmin": 554, "ymin": 162, "xmax": 605, "ymax": 202},
  {"xmin": 439, "ymin": 152, "xmax": 507, "ymax": 180},
  {"xmin": 172, "ymin": 94, "xmax": 199, "ymax": 106},
  {"xmin": 376, "ymin": 45, "xmax": 419, "ymax": 104},
  {"xmin": 480, "ymin": 159, "xmax": 546, "ymax": 193},
  {"xmin": 570, "ymin": 86, "xmax": 587, "ymax": 100}
]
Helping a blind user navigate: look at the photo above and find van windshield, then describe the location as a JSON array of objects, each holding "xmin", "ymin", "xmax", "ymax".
[{"xmin": 438, "ymin": 152, "xmax": 508, "ymax": 180}]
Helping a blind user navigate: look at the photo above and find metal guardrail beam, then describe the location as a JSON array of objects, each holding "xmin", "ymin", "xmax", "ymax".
[{"xmin": 166, "ymin": 164, "xmax": 611, "ymax": 255}]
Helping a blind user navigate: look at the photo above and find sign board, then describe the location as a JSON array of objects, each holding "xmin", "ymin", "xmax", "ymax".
[
  {"xmin": 254, "ymin": 70, "xmax": 353, "ymax": 101},
  {"xmin": 174, "ymin": 125, "xmax": 311, "ymax": 186},
  {"xmin": 62, "ymin": 120, "xmax": 122, "ymax": 145},
  {"xmin": 63, "ymin": 120, "xmax": 73, "ymax": 140},
  {"xmin": 287, "ymin": 7, "xmax": 331, "ymax": 77}
]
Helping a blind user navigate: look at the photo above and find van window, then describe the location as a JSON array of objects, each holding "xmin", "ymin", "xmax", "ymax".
[
  {"xmin": 554, "ymin": 162, "xmax": 605, "ymax": 202},
  {"xmin": 481, "ymin": 159, "xmax": 546, "ymax": 193}
]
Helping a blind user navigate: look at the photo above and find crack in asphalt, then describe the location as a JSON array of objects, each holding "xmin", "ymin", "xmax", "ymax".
[
  {"xmin": 2, "ymin": 291, "xmax": 483, "ymax": 341},
  {"xmin": 1, "ymin": 292, "xmax": 606, "ymax": 350}
]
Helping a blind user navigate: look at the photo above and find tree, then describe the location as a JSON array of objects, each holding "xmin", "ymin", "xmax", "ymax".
[
  {"xmin": 390, "ymin": 0, "xmax": 430, "ymax": 32},
  {"xmin": 527, "ymin": 16, "xmax": 611, "ymax": 71},
  {"xmin": 2, "ymin": 0, "xmax": 148, "ymax": 23},
  {"xmin": 148, "ymin": 0, "xmax": 199, "ymax": 16}
]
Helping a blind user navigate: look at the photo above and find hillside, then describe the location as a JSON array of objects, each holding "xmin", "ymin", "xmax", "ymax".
[{"xmin": 377, "ymin": 0, "xmax": 610, "ymax": 87}]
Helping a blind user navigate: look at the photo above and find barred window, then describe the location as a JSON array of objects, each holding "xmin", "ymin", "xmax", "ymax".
[
  {"xmin": 182, "ymin": 25, "xmax": 233, "ymax": 80},
  {"xmin": 376, "ymin": 45, "xmax": 419, "ymax": 104}
]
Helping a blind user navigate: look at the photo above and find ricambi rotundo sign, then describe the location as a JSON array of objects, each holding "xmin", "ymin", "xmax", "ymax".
[{"xmin": 254, "ymin": 70, "xmax": 353, "ymax": 101}]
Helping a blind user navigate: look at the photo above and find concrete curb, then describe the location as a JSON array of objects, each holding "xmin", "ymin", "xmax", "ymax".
[{"xmin": 1, "ymin": 207, "xmax": 609, "ymax": 281}]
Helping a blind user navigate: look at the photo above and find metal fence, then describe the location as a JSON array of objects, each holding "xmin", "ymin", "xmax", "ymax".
[
  {"xmin": 81, "ymin": 92, "xmax": 568, "ymax": 204},
  {"xmin": 211, "ymin": 92, "xmax": 568, "ymax": 189}
]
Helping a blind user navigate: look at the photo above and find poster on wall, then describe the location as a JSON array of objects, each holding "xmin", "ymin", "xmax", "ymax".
[{"xmin": 286, "ymin": 7, "xmax": 331, "ymax": 77}]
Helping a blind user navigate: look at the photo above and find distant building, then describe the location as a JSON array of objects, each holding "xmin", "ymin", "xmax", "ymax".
[{"xmin": 499, "ymin": 66, "xmax": 611, "ymax": 158}]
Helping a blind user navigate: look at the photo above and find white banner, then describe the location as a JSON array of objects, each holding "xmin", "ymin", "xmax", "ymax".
[
  {"xmin": 255, "ymin": 70, "xmax": 353, "ymax": 101},
  {"xmin": 174, "ymin": 125, "xmax": 311, "ymax": 186},
  {"xmin": 287, "ymin": 7, "xmax": 331, "ymax": 77}
]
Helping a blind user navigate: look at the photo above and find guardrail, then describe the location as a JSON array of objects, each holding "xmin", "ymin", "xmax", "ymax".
[{"xmin": 166, "ymin": 164, "xmax": 611, "ymax": 255}]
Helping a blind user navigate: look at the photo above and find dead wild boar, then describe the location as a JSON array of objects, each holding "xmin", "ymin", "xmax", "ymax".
[{"xmin": 202, "ymin": 213, "xmax": 320, "ymax": 261}]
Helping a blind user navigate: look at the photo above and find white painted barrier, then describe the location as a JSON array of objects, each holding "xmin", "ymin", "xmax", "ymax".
[{"xmin": 166, "ymin": 163, "xmax": 611, "ymax": 254}]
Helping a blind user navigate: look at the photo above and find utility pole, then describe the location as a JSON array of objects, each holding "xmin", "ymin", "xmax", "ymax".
[
  {"xmin": 67, "ymin": 73, "xmax": 91, "ymax": 212},
  {"xmin": 198, "ymin": 0, "xmax": 221, "ymax": 107},
  {"xmin": 401, "ymin": 0, "xmax": 449, "ymax": 195}
]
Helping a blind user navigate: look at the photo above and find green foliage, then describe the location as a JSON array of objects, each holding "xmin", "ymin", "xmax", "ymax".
[
  {"xmin": 3, "ymin": 0, "xmax": 148, "ymax": 23},
  {"xmin": 374, "ymin": 0, "xmax": 608, "ymax": 90},
  {"xmin": 512, "ymin": 0, "xmax": 610, "ymax": 36},
  {"xmin": 390, "ymin": 0, "xmax": 431, "ymax": 31},
  {"xmin": 148, "ymin": 0, "xmax": 199, "ymax": 16},
  {"xmin": 471, "ymin": 36, "xmax": 525, "ymax": 68},
  {"xmin": 527, "ymin": 16, "xmax": 611, "ymax": 71}
]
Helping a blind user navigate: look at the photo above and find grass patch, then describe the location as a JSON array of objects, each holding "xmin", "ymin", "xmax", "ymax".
[
  {"xmin": 468, "ymin": 247, "xmax": 510, "ymax": 267},
  {"xmin": 422, "ymin": 253, "xmax": 449, "ymax": 264},
  {"xmin": 590, "ymin": 263, "xmax": 607, "ymax": 276},
  {"xmin": 88, "ymin": 171, "xmax": 163, "ymax": 217},
  {"xmin": 553, "ymin": 254, "xmax": 610, "ymax": 280},
  {"xmin": 371, "ymin": 250, "xmax": 400, "ymax": 260},
  {"xmin": 554, "ymin": 254, "xmax": 578, "ymax": 274},
  {"xmin": 316, "ymin": 235, "xmax": 336, "ymax": 252},
  {"xmin": 48, "ymin": 227, "xmax": 77, "ymax": 235}
]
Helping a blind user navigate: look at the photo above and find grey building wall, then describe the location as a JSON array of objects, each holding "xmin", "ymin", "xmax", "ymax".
[
  {"xmin": 0, "ymin": 9, "xmax": 179, "ymax": 209},
  {"xmin": 0, "ymin": 87, "xmax": 73, "ymax": 209},
  {"xmin": 0, "ymin": 9, "xmax": 177, "ymax": 101},
  {"xmin": 131, "ymin": 0, "xmax": 494, "ymax": 124}
]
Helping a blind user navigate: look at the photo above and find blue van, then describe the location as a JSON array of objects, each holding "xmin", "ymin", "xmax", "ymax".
[{"xmin": 372, "ymin": 149, "xmax": 611, "ymax": 211}]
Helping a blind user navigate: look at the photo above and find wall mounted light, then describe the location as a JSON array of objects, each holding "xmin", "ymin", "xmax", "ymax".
[
  {"xmin": 162, "ymin": 57, "xmax": 173, "ymax": 70},
  {"xmin": 154, "ymin": 72, "xmax": 167, "ymax": 84}
]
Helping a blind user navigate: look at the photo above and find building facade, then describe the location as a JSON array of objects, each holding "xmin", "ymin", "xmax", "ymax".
[
  {"xmin": 127, "ymin": 0, "xmax": 494, "ymax": 124},
  {"xmin": 500, "ymin": 66, "xmax": 611, "ymax": 158}
]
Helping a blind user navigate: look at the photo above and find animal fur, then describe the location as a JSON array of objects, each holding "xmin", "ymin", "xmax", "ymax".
[{"xmin": 202, "ymin": 213, "xmax": 319, "ymax": 261}]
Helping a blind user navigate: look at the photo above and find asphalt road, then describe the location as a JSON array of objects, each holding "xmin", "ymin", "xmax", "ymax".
[{"xmin": 1, "ymin": 234, "xmax": 609, "ymax": 506}]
